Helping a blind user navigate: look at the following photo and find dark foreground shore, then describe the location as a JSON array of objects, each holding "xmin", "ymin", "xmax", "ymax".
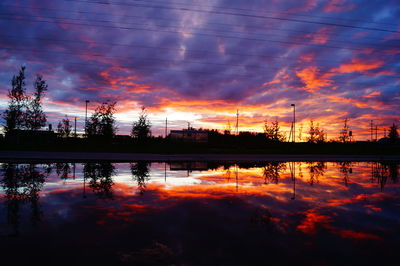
[{"xmin": 1, "ymin": 151, "xmax": 399, "ymax": 162}]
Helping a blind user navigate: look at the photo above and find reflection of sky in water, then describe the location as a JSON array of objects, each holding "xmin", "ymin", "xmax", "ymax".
[{"xmin": 0, "ymin": 161, "xmax": 399, "ymax": 265}]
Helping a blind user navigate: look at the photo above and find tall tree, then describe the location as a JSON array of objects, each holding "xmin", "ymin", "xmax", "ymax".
[
  {"xmin": 388, "ymin": 123, "xmax": 399, "ymax": 142},
  {"xmin": 26, "ymin": 75, "xmax": 48, "ymax": 130},
  {"xmin": 264, "ymin": 119, "xmax": 285, "ymax": 142},
  {"xmin": 85, "ymin": 102, "xmax": 117, "ymax": 139},
  {"xmin": 2, "ymin": 66, "xmax": 28, "ymax": 132},
  {"xmin": 131, "ymin": 107, "xmax": 151, "ymax": 140},
  {"xmin": 307, "ymin": 120, "xmax": 326, "ymax": 143}
]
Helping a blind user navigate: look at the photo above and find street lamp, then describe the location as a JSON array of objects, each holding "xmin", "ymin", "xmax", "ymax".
[
  {"xmin": 85, "ymin": 100, "xmax": 90, "ymax": 135},
  {"xmin": 291, "ymin": 104, "xmax": 295, "ymax": 143}
]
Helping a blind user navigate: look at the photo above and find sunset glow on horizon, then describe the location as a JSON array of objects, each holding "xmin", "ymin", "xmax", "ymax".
[{"xmin": 0, "ymin": 0, "xmax": 399, "ymax": 139}]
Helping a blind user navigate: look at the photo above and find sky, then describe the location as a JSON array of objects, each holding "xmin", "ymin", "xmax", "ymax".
[{"xmin": 0, "ymin": 0, "xmax": 399, "ymax": 140}]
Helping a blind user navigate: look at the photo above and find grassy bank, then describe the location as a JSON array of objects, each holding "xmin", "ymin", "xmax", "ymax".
[{"xmin": 1, "ymin": 138, "xmax": 399, "ymax": 155}]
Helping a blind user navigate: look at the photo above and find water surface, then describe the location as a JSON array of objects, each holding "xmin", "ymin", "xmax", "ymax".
[{"xmin": 0, "ymin": 161, "xmax": 399, "ymax": 265}]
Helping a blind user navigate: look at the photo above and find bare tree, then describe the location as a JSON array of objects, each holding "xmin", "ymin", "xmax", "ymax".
[
  {"xmin": 57, "ymin": 116, "xmax": 72, "ymax": 137},
  {"xmin": 298, "ymin": 123, "xmax": 303, "ymax": 142},
  {"xmin": 338, "ymin": 118, "xmax": 351, "ymax": 143}
]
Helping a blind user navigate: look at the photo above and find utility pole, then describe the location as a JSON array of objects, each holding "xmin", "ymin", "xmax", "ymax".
[
  {"xmin": 74, "ymin": 117, "xmax": 77, "ymax": 137},
  {"xmin": 375, "ymin": 125, "xmax": 378, "ymax": 141},
  {"xmin": 290, "ymin": 161, "xmax": 296, "ymax": 200},
  {"xmin": 291, "ymin": 104, "xmax": 296, "ymax": 143},
  {"xmin": 370, "ymin": 120, "xmax": 373, "ymax": 141},
  {"xmin": 85, "ymin": 100, "xmax": 90, "ymax": 136},
  {"xmin": 165, "ymin": 117, "xmax": 168, "ymax": 138},
  {"xmin": 236, "ymin": 109, "xmax": 239, "ymax": 135}
]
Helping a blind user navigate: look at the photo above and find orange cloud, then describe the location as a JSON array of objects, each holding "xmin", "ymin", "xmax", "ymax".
[
  {"xmin": 296, "ymin": 67, "xmax": 333, "ymax": 92},
  {"xmin": 305, "ymin": 27, "xmax": 335, "ymax": 44},
  {"xmin": 338, "ymin": 230, "xmax": 382, "ymax": 241},
  {"xmin": 334, "ymin": 59, "xmax": 384, "ymax": 73},
  {"xmin": 263, "ymin": 79, "xmax": 281, "ymax": 86},
  {"xmin": 324, "ymin": 0, "xmax": 356, "ymax": 12},
  {"xmin": 363, "ymin": 91, "xmax": 381, "ymax": 98},
  {"xmin": 297, "ymin": 209, "xmax": 332, "ymax": 234},
  {"xmin": 286, "ymin": 0, "xmax": 319, "ymax": 13},
  {"xmin": 299, "ymin": 53, "xmax": 315, "ymax": 62}
]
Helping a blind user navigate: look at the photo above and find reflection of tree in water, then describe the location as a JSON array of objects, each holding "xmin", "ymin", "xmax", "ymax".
[
  {"xmin": 337, "ymin": 162, "xmax": 354, "ymax": 187},
  {"xmin": 307, "ymin": 162, "xmax": 326, "ymax": 186},
  {"xmin": 262, "ymin": 162, "xmax": 286, "ymax": 184},
  {"xmin": 371, "ymin": 162, "xmax": 399, "ymax": 190},
  {"xmin": 83, "ymin": 163, "xmax": 115, "ymax": 199},
  {"xmin": 56, "ymin": 163, "xmax": 71, "ymax": 180},
  {"xmin": 0, "ymin": 164, "xmax": 46, "ymax": 236},
  {"xmin": 44, "ymin": 163, "xmax": 53, "ymax": 175},
  {"xmin": 130, "ymin": 162, "xmax": 150, "ymax": 195}
]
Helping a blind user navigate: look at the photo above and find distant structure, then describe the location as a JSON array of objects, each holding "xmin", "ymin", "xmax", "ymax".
[
  {"xmin": 169, "ymin": 162, "xmax": 208, "ymax": 171},
  {"xmin": 170, "ymin": 128, "xmax": 209, "ymax": 142},
  {"xmin": 5, "ymin": 130, "xmax": 57, "ymax": 145}
]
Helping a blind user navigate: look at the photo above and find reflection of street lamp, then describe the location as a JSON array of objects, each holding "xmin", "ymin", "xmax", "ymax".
[
  {"xmin": 291, "ymin": 104, "xmax": 296, "ymax": 143},
  {"xmin": 290, "ymin": 161, "xmax": 296, "ymax": 200},
  {"xmin": 85, "ymin": 100, "xmax": 90, "ymax": 135}
]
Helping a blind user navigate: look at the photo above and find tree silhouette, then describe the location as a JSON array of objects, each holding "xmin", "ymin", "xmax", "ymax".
[
  {"xmin": 85, "ymin": 102, "xmax": 117, "ymax": 139},
  {"xmin": 25, "ymin": 74, "xmax": 47, "ymax": 130},
  {"xmin": 307, "ymin": 120, "xmax": 325, "ymax": 143},
  {"xmin": 2, "ymin": 66, "xmax": 28, "ymax": 132},
  {"xmin": 338, "ymin": 118, "xmax": 351, "ymax": 143},
  {"xmin": 2, "ymin": 66, "xmax": 48, "ymax": 132},
  {"xmin": 131, "ymin": 107, "xmax": 151, "ymax": 140},
  {"xmin": 57, "ymin": 116, "xmax": 72, "ymax": 137},
  {"xmin": 388, "ymin": 123, "xmax": 399, "ymax": 142},
  {"xmin": 264, "ymin": 119, "xmax": 285, "ymax": 142}
]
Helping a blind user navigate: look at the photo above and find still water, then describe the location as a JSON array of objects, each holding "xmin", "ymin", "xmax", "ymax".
[{"xmin": 0, "ymin": 161, "xmax": 399, "ymax": 265}]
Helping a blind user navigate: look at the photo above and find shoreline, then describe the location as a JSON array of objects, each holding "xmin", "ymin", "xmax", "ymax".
[{"xmin": 0, "ymin": 151, "xmax": 399, "ymax": 163}]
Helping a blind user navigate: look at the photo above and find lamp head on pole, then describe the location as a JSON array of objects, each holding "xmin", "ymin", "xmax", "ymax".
[
  {"xmin": 86, "ymin": 100, "xmax": 90, "ymax": 104},
  {"xmin": 291, "ymin": 104, "xmax": 295, "ymax": 107}
]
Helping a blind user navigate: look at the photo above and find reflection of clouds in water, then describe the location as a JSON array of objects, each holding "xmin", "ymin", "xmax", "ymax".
[
  {"xmin": 150, "ymin": 177, "xmax": 203, "ymax": 187},
  {"xmin": 0, "ymin": 160, "xmax": 399, "ymax": 261},
  {"xmin": 2, "ymin": 161, "xmax": 399, "ymax": 198}
]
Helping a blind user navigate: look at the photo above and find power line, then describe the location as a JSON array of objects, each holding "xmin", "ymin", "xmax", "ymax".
[
  {"xmin": 3, "ymin": 3, "xmax": 398, "ymax": 44},
  {"xmin": 0, "ymin": 15, "xmax": 396, "ymax": 55},
  {"xmin": 65, "ymin": 0, "xmax": 400, "ymax": 33},
  {"xmin": 117, "ymin": 0, "xmax": 399, "ymax": 28},
  {"xmin": 1, "ymin": 11, "xmax": 398, "ymax": 50}
]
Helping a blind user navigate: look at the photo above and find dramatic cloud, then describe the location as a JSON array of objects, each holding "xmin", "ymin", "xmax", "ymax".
[{"xmin": 0, "ymin": 0, "xmax": 399, "ymax": 139}]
